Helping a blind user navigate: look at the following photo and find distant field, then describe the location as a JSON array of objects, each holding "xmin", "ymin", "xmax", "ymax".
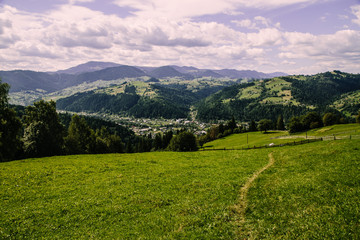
[
  {"xmin": 1, "ymin": 125, "xmax": 359, "ymax": 239},
  {"xmin": 202, "ymin": 131, "xmax": 299, "ymax": 149},
  {"xmin": 203, "ymin": 124, "xmax": 360, "ymax": 150}
]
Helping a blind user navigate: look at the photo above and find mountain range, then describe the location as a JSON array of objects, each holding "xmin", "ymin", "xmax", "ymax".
[
  {"xmin": 0, "ymin": 61, "xmax": 287, "ymax": 93},
  {"xmin": 55, "ymin": 71, "xmax": 360, "ymax": 121}
]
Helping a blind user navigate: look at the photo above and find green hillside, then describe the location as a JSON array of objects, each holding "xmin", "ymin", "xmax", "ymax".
[
  {"xmin": 196, "ymin": 71, "xmax": 360, "ymax": 121},
  {"xmin": 1, "ymin": 137, "xmax": 359, "ymax": 239},
  {"xmin": 203, "ymin": 124, "xmax": 360, "ymax": 149},
  {"xmin": 331, "ymin": 90, "xmax": 360, "ymax": 117},
  {"xmin": 56, "ymin": 82, "xmax": 197, "ymax": 119}
]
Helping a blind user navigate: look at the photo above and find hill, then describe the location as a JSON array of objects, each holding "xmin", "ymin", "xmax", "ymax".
[
  {"xmin": 55, "ymin": 61, "xmax": 122, "ymax": 75},
  {"xmin": 1, "ymin": 62, "xmax": 286, "ymax": 95},
  {"xmin": 196, "ymin": 71, "xmax": 360, "ymax": 121},
  {"xmin": 147, "ymin": 66, "xmax": 193, "ymax": 79},
  {"xmin": 56, "ymin": 82, "xmax": 198, "ymax": 119},
  {"xmin": 1, "ymin": 135, "xmax": 359, "ymax": 238}
]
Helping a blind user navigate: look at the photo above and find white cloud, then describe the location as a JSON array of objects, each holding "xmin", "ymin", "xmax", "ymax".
[
  {"xmin": 351, "ymin": 5, "xmax": 360, "ymax": 26},
  {"xmin": 112, "ymin": 0, "xmax": 324, "ymax": 20},
  {"xmin": 0, "ymin": 0, "xmax": 359, "ymax": 75},
  {"xmin": 282, "ymin": 30, "xmax": 360, "ymax": 59},
  {"xmin": 232, "ymin": 19, "xmax": 257, "ymax": 29},
  {"xmin": 247, "ymin": 28, "xmax": 283, "ymax": 47}
]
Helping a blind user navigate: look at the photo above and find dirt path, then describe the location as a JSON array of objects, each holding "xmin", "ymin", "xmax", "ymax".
[{"xmin": 233, "ymin": 152, "xmax": 275, "ymax": 237}]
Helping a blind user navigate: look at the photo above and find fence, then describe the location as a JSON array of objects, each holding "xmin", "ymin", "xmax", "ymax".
[{"xmin": 200, "ymin": 135, "xmax": 360, "ymax": 151}]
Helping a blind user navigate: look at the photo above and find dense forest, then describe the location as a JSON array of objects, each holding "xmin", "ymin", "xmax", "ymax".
[{"xmin": 56, "ymin": 84, "xmax": 199, "ymax": 119}]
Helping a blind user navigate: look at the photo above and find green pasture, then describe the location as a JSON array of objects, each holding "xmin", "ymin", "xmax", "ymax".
[
  {"xmin": 1, "ymin": 125, "xmax": 359, "ymax": 239},
  {"xmin": 298, "ymin": 123, "xmax": 360, "ymax": 137},
  {"xmin": 0, "ymin": 150, "xmax": 269, "ymax": 239},
  {"xmin": 202, "ymin": 131, "xmax": 297, "ymax": 149},
  {"xmin": 242, "ymin": 139, "xmax": 360, "ymax": 239}
]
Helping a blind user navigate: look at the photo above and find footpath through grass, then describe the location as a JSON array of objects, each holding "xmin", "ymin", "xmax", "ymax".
[
  {"xmin": 1, "ymin": 125, "xmax": 359, "ymax": 239},
  {"xmin": 0, "ymin": 150, "xmax": 270, "ymax": 239},
  {"xmin": 241, "ymin": 139, "xmax": 360, "ymax": 239}
]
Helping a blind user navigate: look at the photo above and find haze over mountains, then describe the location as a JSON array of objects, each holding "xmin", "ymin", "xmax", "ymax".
[{"xmin": 0, "ymin": 61, "xmax": 287, "ymax": 93}]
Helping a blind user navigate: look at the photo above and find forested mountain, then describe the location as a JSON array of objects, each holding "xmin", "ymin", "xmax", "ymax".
[
  {"xmin": 55, "ymin": 71, "xmax": 360, "ymax": 122},
  {"xmin": 56, "ymin": 82, "xmax": 199, "ymax": 119},
  {"xmin": 196, "ymin": 71, "xmax": 360, "ymax": 122}
]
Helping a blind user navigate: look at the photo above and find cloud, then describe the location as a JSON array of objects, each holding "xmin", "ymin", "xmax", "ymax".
[
  {"xmin": 17, "ymin": 44, "xmax": 60, "ymax": 59},
  {"xmin": 112, "ymin": 0, "xmax": 324, "ymax": 20},
  {"xmin": 0, "ymin": 0, "xmax": 358, "ymax": 75},
  {"xmin": 351, "ymin": 5, "xmax": 360, "ymax": 26},
  {"xmin": 247, "ymin": 28, "xmax": 283, "ymax": 47},
  {"xmin": 282, "ymin": 30, "xmax": 360, "ymax": 59},
  {"xmin": 232, "ymin": 19, "xmax": 257, "ymax": 29}
]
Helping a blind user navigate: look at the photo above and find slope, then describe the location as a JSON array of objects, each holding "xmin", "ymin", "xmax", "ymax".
[
  {"xmin": 196, "ymin": 71, "xmax": 360, "ymax": 122},
  {"xmin": 56, "ymin": 82, "xmax": 198, "ymax": 119}
]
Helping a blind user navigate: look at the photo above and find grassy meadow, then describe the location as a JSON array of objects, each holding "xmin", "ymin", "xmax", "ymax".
[
  {"xmin": 202, "ymin": 131, "xmax": 293, "ymax": 149},
  {"xmin": 1, "ymin": 124, "xmax": 360, "ymax": 239},
  {"xmin": 0, "ymin": 150, "xmax": 270, "ymax": 239}
]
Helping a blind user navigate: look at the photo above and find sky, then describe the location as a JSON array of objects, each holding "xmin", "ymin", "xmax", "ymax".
[{"xmin": 0, "ymin": 0, "xmax": 360, "ymax": 74}]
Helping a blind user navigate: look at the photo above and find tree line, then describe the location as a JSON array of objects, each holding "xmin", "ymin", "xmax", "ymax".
[
  {"xmin": 1, "ymin": 78, "xmax": 201, "ymax": 161},
  {"xmin": 1, "ymin": 78, "xmax": 359, "ymax": 162}
]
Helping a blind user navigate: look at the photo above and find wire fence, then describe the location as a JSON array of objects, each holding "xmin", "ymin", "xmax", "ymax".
[{"xmin": 200, "ymin": 135, "xmax": 360, "ymax": 151}]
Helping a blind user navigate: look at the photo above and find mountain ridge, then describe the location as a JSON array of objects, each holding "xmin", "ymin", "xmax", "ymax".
[{"xmin": 0, "ymin": 61, "xmax": 288, "ymax": 93}]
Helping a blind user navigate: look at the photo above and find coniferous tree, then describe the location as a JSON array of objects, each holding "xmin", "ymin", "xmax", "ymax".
[
  {"xmin": 248, "ymin": 120, "xmax": 257, "ymax": 132},
  {"xmin": 162, "ymin": 131, "xmax": 173, "ymax": 149},
  {"xmin": 227, "ymin": 116, "xmax": 237, "ymax": 131},
  {"xmin": 276, "ymin": 115, "xmax": 285, "ymax": 130},
  {"xmin": 154, "ymin": 133, "xmax": 163, "ymax": 150},
  {"xmin": 356, "ymin": 111, "xmax": 360, "ymax": 124}
]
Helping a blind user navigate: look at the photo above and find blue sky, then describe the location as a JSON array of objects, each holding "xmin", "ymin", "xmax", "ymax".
[{"xmin": 0, "ymin": 0, "xmax": 359, "ymax": 74}]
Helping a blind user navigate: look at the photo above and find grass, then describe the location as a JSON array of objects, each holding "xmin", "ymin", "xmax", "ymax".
[
  {"xmin": 0, "ymin": 150, "xmax": 270, "ymax": 239},
  {"xmin": 297, "ymin": 123, "xmax": 360, "ymax": 137},
  {"xmin": 202, "ymin": 131, "xmax": 300, "ymax": 149},
  {"xmin": 1, "ymin": 124, "xmax": 359, "ymax": 239},
  {"xmin": 241, "ymin": 139, "xmax": 360, "ymax": 239}
]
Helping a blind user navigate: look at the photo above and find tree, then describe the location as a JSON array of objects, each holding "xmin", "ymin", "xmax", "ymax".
[
  {"xmin": 154, "ymin": 133, "xmax": 163, "ymax": 150},
  {"xmin": 276, "ymin": 115, "xmax": 285, "ymax": 130},
  {"xmin": 302, "ymin": 112, "xmax": 322, "ymax": 129},
  {"xmin": 288, "ymin": 116, "xmax": 304, "ymax": 133},
  {"xmin": 248, "ymin": 120, "xmax": 257, "ymax": 132},
  {"xmin": 169, "ymin": 131, "xmax": 198, "ymax": 152},
  {"xmin": 258, "ymin": 119, "xmax": 273, "ymax": 133},
  {"xmin": 64, "ymin": 114, "xmax": 95, "ymax": 154},
  {"xmin": 162, "ymin": 131, "xmax": 173, "ymax": 149},
  {"xmin": 0, "ymin": 79, "xmax": 22, "ymax": 161},
  {"xmin": 226, "ymin": 116, "xmax": 237, "ymax": 131},
  {"xmin": 22, "ymin": 100, "xmax": 64, "ymax": 157},
  {"xmin": 356, "ymin": 111, "xmax": 360, "ymax": 124},
  {"xmin": 322, "ymin": 112, "xmax": 338, "ymax": 126}
]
